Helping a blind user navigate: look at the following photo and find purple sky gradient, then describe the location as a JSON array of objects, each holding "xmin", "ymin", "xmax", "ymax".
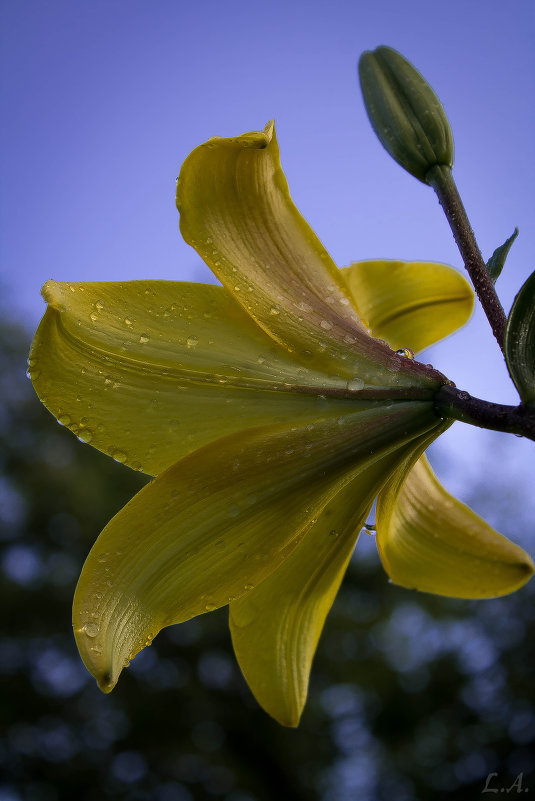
[{"xmin": 1, "ymin": 0, "xmax": 534, "ymax": 518}]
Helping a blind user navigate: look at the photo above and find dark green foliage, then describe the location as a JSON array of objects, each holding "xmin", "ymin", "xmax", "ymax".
[
  {"xmin": 504, "ymin": 270, "xmax": 535, "ymax": 402},
  {"xmin": 1, "ymin": 314, "xmax": 534, "ymax": 801}
]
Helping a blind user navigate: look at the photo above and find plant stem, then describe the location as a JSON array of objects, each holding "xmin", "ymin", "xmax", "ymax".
[
  {"xmin": 426, "ymin": 164, "xmax": 508, "ymax": 353},
  {"xmin": 434, "ymin": 384, "xmax": 535, "ymax": 442}
]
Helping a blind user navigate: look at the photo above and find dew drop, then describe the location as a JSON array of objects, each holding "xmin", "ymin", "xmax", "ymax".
[
  {"xmin": 186, "ymin": 336, "xmax": 199, "ymax": 348},
  {"xmin": 89, "ymin": 312, "xmax": 98, "ymax": 322},
  {"xmin": 320, "ymin": 319, "xmax": 333, "ymax": 330},
  {"xmin": 244, "ymin": 583, "xmax": 254, "ymax": 592},
  {"xmin": 78, "ymin": 430, "xmax": 93, "ymax": 443},
  {"xmin": 347, "ymin": 377, "xmax": 365, "ymax": 391},
  {"xmin": 204, "ymin": 603, "xmax": 217, "ymax": 612},
  {"xmin": 269, "ymin": 305, "xmax": 282, "ymax": 315},
  {"xmin": 396, "ymin": 347, "xmax": 415, "ymax": 359},
  {"xmin": 95, "ymin": 301, "xmax": 104, "ymax": 311},
  {"xmin": 124, "ymin": 318, "xmax": 133, "ymax": 327},
  {"xmin": 83, "ymin": 622, "xmax": 100, "ymax": 637},
  {"xmin": 139, "ymin": 334, "xmax": 150, "ymax": 344},
  {"xmin": 58, "ymin": 414, "xmax": 71, "ymax": 426},
  {"xmin": 111, "ymin": 449, "xmax": 127, "ymax": 464}
]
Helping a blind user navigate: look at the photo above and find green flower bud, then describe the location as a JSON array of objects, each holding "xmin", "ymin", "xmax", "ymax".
[{"xmin": 358, "ymin": 46, "xmax": 454, "ymax": 183}]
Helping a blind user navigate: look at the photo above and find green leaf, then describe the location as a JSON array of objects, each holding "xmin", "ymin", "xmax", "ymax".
[
  {"xmin": 486, "ymin": 228, "xmax": 518, "ymax": 283},
  {"xmin": 504, "ymin": 270, "xmax": 535, "ymax": 402}
]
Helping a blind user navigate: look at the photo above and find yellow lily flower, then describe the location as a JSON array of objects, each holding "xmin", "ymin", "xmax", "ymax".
[{"xmin": 29, "ymin": 122, "xmax": 533, "ymax": 727}]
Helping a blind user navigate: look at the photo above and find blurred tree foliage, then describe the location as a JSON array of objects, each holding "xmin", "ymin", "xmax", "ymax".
[{"xmin": 1, "ymin": 313, "xmax": 534, "ymax": 801}]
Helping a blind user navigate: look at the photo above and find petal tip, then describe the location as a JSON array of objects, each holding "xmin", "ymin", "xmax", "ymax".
[
  {"xmin": 97, "ymin": 671, "xmax": 117, "ymax": 694},
  {"xmin": 41, "ymin": 280, "xmax": 65, "ymax": 311}
]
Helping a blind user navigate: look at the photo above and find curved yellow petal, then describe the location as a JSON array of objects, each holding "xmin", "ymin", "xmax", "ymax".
[
  {"xmin": 73, "ymin": 399, "xmax": 442, "ymax": 694},
  {"xmin": 229, "ymin": 435, "xmax": 432, "ymax": 727},
  {"xmin": 342, "ymin": 260, "xmax": 474, "ymax": 352},
  {"xmin": 177, "ymin": 124, "xmax": 443, "ymax": 391},
  {"xmin": 30, "ymin": 280, "xmax": 369, "ymax": 476},
  {"xmin": 376, "ymin": 454, "xmax": 534, "ymax": 598}
]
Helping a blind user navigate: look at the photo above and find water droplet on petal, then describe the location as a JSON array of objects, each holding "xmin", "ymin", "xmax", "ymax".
[
  {"xmin": 95, "ymin": 301, "xmax": 104, "ymax": 311},
  {"xmin": 83, "ymin": 622, "xmax": 100, "ymax": 637},
  {"xmin": 244, "ymin": 583, "xmax": 254, "ymax": 592},
  {"xmin": 111, "ymin": 449, "xmax": 127, "ymax": 463},
  {"xmin": 139, "ymin": 335, "xmax": 150, "ymax": 344},
  {"xmin": 347, "ymin": 377, "xmax": 365, "ymax": 391},
  {"xmin": 186, "ymin": 336, "xmax": 198, "ymax": 348},
  {"xmin": 396, "ymin": 347, "xmax": 415, "ymax": 359},
  {"xmin": 58, "ymin": 414, "xmax": 71, "ymax": 426},
  {"xmin": 204, "ymin": 603, "xmax": 217, "ymax": 612},
  {"xmin": 90, "ymin": 312, "xmax": 98, "ymax": 322},
  {"xmin": 269, "ymin": 305, "xmax": 282, "ymax": 315},
  {"xmin": 320, "ymin": 319, "xmax": 333, "ymax": 330}
]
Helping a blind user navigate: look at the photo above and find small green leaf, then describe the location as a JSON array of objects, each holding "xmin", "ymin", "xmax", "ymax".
[
  {"xmin": 504, "ymin": 270, "xmax": 535, "ymax": 402},
  {"xmin": 486, "ymin": 227, "xmax": 519, "ymax": 283}
]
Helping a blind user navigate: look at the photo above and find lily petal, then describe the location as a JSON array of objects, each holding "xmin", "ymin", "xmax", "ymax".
[
  {"xmin": 30, "ymin": 280, "xmax": 370, "ymax": 475},
  {"xmin": 229, "ymin": 432, "xmax": 437, "ymax": 727},
  {"xmin": 177, "ymin": 124, "xmax": 443, "ymax": 391},
  {"xmin": 342, "ymin": 260, "xmax": 474, "ymax": 352},
  {"xmin": 73, "ymin": 400, "xmax": 442, "ymax": 693},
  {"xmin": 376, "ymin": 453, "xmax": 534, "ymax": 598}
]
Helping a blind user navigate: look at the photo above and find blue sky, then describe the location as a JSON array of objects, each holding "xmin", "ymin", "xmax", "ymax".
[{"xmin": 1, "ymin": 0, "xmax": 534, "ymax": 512}]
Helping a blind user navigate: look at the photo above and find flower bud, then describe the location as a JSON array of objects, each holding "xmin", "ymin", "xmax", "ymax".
[{"xmin": 358, "ymin": 46, "xmax": 454, "ymax": 183}]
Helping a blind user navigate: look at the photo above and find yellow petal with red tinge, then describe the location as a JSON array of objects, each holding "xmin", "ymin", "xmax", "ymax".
[{"xmin": 177, "ymin": 124, "xmax": 442, "ymax": 391}]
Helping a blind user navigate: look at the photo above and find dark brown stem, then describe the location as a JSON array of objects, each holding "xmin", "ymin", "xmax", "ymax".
[
  {"xmin": 434, "ymin": 384, "xmax": 535, "ymax": 442},
  {"xmin": 426, "ymin": 164, "xmax": 508, "ymax": 353}
]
